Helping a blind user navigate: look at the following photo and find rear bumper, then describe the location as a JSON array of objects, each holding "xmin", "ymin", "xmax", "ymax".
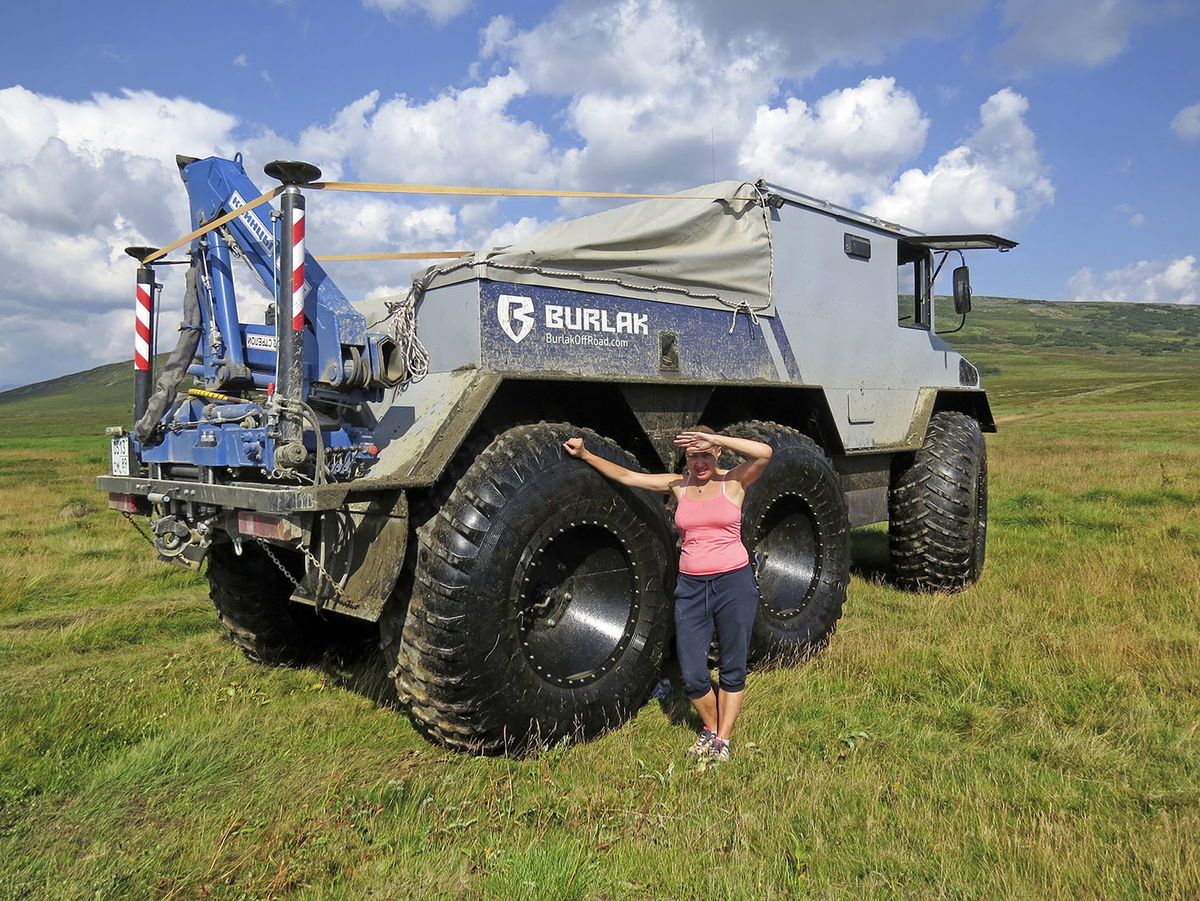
[{"xmin": 97, "ymin": 475, "xmax": 352, "ymax": 513}]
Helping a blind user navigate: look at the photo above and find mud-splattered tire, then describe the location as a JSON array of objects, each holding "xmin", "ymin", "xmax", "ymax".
[
  {"xmin": 389, "ymin": 423, "xmax": 673, "ymax": 754},
  {"xmin": 207, "ymin": 541, "xmax": 325, "ymax": 666},
  {"xmin": 723, "ymin": 421, "xmax": 851, "ymax": 663},
  {"xmin": 889, "ymin": 411, "xmax": 988, "ymax": 591}
]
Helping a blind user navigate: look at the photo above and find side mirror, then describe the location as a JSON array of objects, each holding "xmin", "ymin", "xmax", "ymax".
[{"xmin": 953, "ymin": 266, "xmax": 972, "ymax": 315}]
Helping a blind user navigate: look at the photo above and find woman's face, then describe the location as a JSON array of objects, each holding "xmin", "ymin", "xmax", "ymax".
[{"xmin": 686, "ymin": 449, "xmax": 716, "ymax": 480}]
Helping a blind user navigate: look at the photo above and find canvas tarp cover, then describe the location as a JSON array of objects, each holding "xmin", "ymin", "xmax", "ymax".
[{"xmin": 418, "ymin": 180, "xmax": 775, "ymax": 316}]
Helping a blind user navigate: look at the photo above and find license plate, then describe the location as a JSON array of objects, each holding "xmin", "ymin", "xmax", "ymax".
[{"xmin": 110, "ymin": 436, "xmax": 131, "ymax": 476}]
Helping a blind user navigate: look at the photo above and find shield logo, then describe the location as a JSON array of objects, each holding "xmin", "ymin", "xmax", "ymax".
[{"xmin": 497, "ymin": 295, "xmax": 535, "ymax": 344}]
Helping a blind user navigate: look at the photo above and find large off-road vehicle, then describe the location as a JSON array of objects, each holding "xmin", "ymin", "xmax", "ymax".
[{"xmin": 99, "ymin": 155, "xmax": 1014, "ymax": 752}]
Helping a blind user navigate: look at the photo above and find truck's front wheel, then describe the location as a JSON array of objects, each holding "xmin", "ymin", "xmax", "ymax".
[
  {"xmin": 389, "ymin": 423, "xmax": 673, "ymax": 754},
  {"xmin": 889, "ymin": 411, "xmax": 988, "ymax": 591}
]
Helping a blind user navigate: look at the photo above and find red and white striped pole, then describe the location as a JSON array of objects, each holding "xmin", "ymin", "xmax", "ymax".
[
  {"xmin": 265, "ymin": 159, "xmax": 320, "ymax": 465},
  {"xmin": 133, "ymin": 265, "xmax": 154, "ymax": 422},
  {"xmin": 289, "ymin": 204, "xmax": 306, "ymax": 333},
  {"xmin": 276, "ymin": 184, "xmax": 306, "ymax": 452}
]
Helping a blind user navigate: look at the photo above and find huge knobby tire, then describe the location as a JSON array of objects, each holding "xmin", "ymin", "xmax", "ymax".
[
  {"xmin": 207, "ymin": 541, "xmax": 325, "ymax": 666},
  {"xmin": 724, "ymin": 421, "xmax": 851, "ymax": 663},
  {"xmin": 389, "ymin": 423, "xmax": 674, "ymax": 754},
  {"xmin": 889, "ymin": 411, "xmax": 988, "ymax": 591}
]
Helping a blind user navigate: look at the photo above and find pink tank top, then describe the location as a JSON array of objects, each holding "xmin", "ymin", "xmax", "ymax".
[{"xmin": 674, "ymin": 475, "xmax": 749, "ymax": 576}]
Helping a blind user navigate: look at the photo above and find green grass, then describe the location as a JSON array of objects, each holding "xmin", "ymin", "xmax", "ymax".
[{"xmin": 0, "ymin": 301, "xmax": 1197, "ymax": 899}]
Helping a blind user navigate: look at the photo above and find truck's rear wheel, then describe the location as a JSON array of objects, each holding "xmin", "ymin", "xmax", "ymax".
[
  {"xmin": 207, "ymin": 541, "xmax": 324, "ymax": 665},
  {"xmin": 724, "ymin": 422, "xmax": 851, "ymax": 663},
  {"xmin": 889, "ymin": 411, "xmax": 988, "ymax": 591},
  {"xmin": 389, "ymin": 423, "xmax": 673, "ymax": 754}
]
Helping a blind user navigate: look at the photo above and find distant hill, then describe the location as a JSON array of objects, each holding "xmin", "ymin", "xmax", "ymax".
[
  {"xmin": 0, "ymin": 359, "xmax": 139, "ymax": 439},
  {"xmin": 0, "ymin": 359, "xmax": 136, "ymax": 403},
  {"xmin": 946, "ymin": 296, "xmax": 1200, "ymax": 356}
]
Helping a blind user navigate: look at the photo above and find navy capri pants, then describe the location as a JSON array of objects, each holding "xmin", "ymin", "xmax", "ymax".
[{"xmin": 674, "ymin": 564, "xmax": 760, "ymax": 699}]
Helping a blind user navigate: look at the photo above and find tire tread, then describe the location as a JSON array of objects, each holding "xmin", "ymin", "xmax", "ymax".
[{"xmin": 889, "ymin": 411, "xmax": 988, "ymax": 591}]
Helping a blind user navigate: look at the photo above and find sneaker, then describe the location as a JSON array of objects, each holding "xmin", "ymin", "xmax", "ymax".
[
  {"xmin": 707, "ymin": 737, "xmax": 731, "ymax": 762},
  {"xmin": 686, "ymin": 727, "xmax": 717, "ymax": 758}
]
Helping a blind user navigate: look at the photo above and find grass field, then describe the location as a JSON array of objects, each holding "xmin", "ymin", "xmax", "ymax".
[{"xmin": 0, "ymin": 300, "xmax": 1197, "ymax": 899}]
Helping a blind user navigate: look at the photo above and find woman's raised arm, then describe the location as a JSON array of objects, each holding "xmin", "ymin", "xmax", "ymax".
[{"xmin": 563, "ymin": 438, "xmax": 678, "ymax": 493}]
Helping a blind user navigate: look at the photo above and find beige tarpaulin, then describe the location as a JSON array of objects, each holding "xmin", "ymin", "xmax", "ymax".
[{"xmin": 415, "ymin": 180, "xmax": 775, "ymax": 316}]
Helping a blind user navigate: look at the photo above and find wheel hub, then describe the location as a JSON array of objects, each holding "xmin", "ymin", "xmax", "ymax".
[
  {"xmin": 515, "ymin": 523, "xmax": 638, "ymax": 686},
  {"xmin": 754, "ymin": 493, "xmax": 821, "ymax": 617}
]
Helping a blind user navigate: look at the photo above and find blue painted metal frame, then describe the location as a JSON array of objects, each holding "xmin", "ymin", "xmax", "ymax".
[
  {"xmin": 178, "ymin": 154, "xmax": 365, "ymax": 389},
  {"xmin": 131, "ymin": 155, "xmax": 383, "ymax": 472},
  {"xmin": 136, "ymin": 396, "xmax": 377, "ymax": 469}
]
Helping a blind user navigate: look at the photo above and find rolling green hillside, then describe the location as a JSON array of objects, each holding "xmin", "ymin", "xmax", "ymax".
[
  {"xmin": 942, "ymin": 297, "xmax": 1200, "ymax": 410},
  {"xmin": 0, "ymin": 359, "xmax": 138, "ymax": 439}
]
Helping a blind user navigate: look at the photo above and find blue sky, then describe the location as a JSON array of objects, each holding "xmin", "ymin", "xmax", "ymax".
[{"xmin": 1, "ymin": 0, "xmax": 1198, "ymax": 389}]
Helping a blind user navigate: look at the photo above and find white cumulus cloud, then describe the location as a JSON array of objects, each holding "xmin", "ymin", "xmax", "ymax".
[
  {"xmin": 994, "ymin": 0, "xmax": 1174, "ymax": 74},
  {"xmin": 865, "ymin": 88, "xmax": 1053, "ymax": 234},
  {"xmin": 498, "ymin": 0, "xmax": 987, "ymax": 86},
  {"xmin": 1171, "ymin": 102, "xmax": 1200, "ymax": 141},
  {"xmin": 272, "ymin": 73, "xmax": 558, "ymax": 188},
  {"xmin": 487, "ymin": 0, "xmax": 777, "ymax": 191},
  {"xmin": 1116, "ymin": 203, "xmax": 1146, "ymax": 228},
  {"xmin": 362, "ymin": 0, "xmax": 473, "ymax": 26},
  {"xmin": 1064, "ymin": 256, "xmax": 1199, "ymax": 304},
  {"xmin": 738, "ymin": 77, "xmax": 929, "ymax": 202},
  {"xmin": 2, "ymin": 0, "xmax": 1094, "ymax": 390},
  {"xmin": 0, "ymin": 87, "xmax": 243, "ymax": 388}
]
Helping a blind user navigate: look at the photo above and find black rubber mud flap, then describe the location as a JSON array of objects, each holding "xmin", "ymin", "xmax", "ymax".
[
  {"xmin": 723, "ymin": 421, "xmax": 851, "ymax": 664},
  {"xmin": 389, "ymin": 423, "xmax": 674, "ymax": 755},
  {"xmin": 889, "ymin": 411, "xmax": 988, "ymax": 591}
]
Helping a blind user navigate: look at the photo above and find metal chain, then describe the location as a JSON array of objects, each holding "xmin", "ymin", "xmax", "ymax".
[
  {"xmin": 254, "ymin": 537, "xmax": 348, "ymax": 608},
  {"xmin": 121, "ymin": 511, "xmax": 157, "ymax": 548},
  {"xmin": 255, "ymin": 537, "xmax": 300, "ymax": 586}
]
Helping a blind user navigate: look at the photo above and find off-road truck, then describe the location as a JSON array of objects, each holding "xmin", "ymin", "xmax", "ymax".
[{"xmin": 99, "ymin": 154, "xmax": 1014, "ymax": 752}]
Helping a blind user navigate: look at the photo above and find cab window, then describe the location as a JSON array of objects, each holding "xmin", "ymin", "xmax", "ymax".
[{"xmin": 897, "ymin": 242, "xmax": 932, "ymax": 330}]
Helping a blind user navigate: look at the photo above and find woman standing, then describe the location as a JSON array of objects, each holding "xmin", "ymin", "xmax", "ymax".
[{"xmin": 563, "ymin": 428, "xmax": 772, "ymax": 761}]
